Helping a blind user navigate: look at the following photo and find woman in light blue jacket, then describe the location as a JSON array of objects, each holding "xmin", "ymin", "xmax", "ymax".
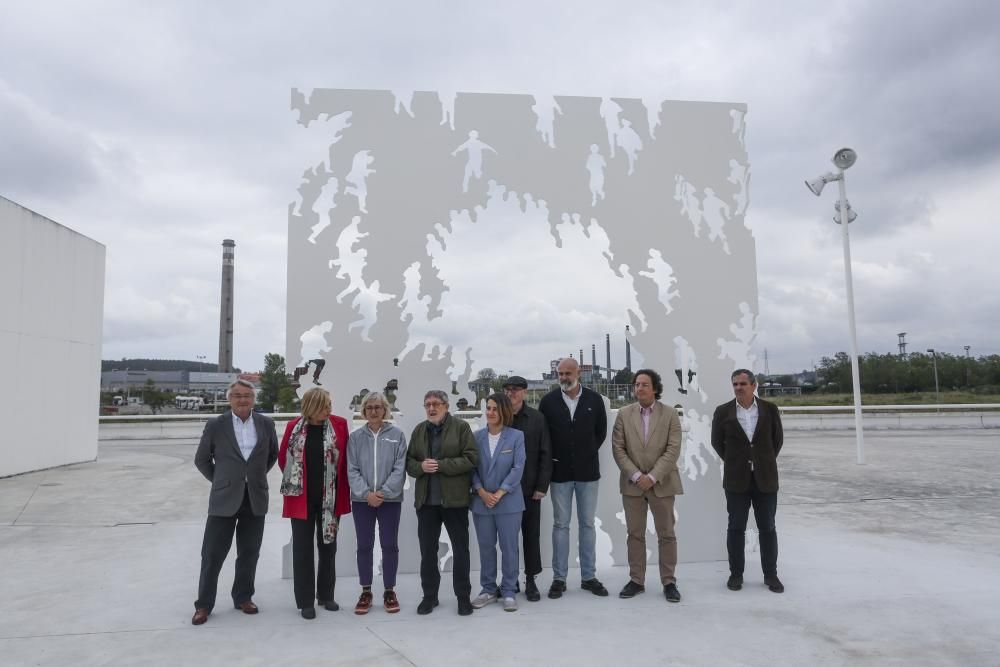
[
  {"xmin": 346, "ymin": 392, "xmax": 408, "ymax": 615},
  {"xmin": 470, "ymin": 392, "xmax": 526, "ymax": 612}
]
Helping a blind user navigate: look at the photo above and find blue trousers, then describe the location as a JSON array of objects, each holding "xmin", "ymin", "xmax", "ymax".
[{"xmin": 473, "ymin": 511, "xmax": 522, "ymax": 598}]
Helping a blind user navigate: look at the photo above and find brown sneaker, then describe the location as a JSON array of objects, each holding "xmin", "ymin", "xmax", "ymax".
[
  {"xmin": 354, "ymin": 590, "xmax": 374, "ymax": 615},
  {"xmin": 383, "ymin": 590, "xmax": 400, "ymax": 614}
]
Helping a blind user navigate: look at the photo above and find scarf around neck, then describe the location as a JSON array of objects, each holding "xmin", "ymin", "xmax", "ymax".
[{"xmin": 280, "ymin": 417, "xmax": 339, "ymax": 543}]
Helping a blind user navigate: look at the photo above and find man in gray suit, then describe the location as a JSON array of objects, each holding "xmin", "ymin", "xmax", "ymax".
[{"xmin": 191, "ymin": 379, "xmax": 279, "ymax": 625}]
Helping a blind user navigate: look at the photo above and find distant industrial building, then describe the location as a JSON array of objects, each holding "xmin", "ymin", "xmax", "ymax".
[{"xmin": 101, "ymin": 370, "xmax": 260, "ymax": 394}]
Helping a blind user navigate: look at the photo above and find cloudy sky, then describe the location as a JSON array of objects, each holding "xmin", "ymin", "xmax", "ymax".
[{"xmin": 3, "ymin": 1, "xmax": 998, "ymax": 375}]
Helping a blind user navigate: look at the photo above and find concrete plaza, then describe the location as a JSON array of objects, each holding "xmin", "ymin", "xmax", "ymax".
[{"xmin": 2, "ymin": 428, "xmax": 998, "ymax": 666}]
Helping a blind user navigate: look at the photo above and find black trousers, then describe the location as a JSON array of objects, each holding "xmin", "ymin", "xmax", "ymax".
[
  {"xmin": 291, "ymin": 509, "xmax": 337, "ymax": 609},
  {"xmin": 416, "ymin": 505, "xmax": 472, "ymax": 599},
  {"xmin": 521, "ymin": 496, "xmax": 542, "ymax": 577},
  {"xmin": 195, "ymin": 489, "xmax": 265, "ymax": 611},
  {"xmin": 725, "ymin": 475, "xmax": 779, "ymax": 577}
]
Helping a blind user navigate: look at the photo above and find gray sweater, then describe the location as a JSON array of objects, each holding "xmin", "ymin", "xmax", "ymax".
[{"xmin": 346, "ymin": 422, "xmax": 409, "ymax": 502}]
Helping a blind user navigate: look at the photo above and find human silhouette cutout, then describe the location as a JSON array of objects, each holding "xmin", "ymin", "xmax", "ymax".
[
  {"xmin": 615, "ymin": 119, "xmax": 643, "ymax": 175},
  {"xmin": 344, "ymin": 150, "xmax": 376, "ymax": 213},
  {"xmin": 452, "ymin": 130, "xmax": 497, "ymax": 192},
  {"xmin": 586, "ymin": 144, "xmax": 607, "ymax": 206}
]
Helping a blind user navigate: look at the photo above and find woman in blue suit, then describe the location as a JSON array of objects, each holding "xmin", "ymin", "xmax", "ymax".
[{"xmin": 470, "ymin": 392, "xmax": 526, "ymax": 612}]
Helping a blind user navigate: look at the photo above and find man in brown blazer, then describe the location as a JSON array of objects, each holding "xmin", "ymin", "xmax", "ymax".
[
  {"xmin": 611, "ymin": 368, "xmax": 684, "ymax": 603},
  {"xmin": 711, "ymin": 369, "xmax": 784, "ymax": 594}
]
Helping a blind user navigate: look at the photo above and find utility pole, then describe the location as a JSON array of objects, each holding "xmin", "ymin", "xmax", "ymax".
[{"xmin": 964, "ymin": 345, "xmax": 972, "ymax": 387}]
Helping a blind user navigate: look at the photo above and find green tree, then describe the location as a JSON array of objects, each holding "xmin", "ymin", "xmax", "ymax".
[
  {"xmin": 143, "ymin": 379, "xmax": 170, "ymax": 414},
  {"xmin": 277, "ymin": 386, "xmax": 298, "ymax": 413},
  {"xmin": 258, "ymin": 353, "xmax": 291, "ymax": 411}
]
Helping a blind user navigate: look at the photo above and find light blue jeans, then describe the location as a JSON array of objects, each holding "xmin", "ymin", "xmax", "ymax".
[{"xmin": 550, "ymin": 480, "xmax": 599, "ymax": 581}]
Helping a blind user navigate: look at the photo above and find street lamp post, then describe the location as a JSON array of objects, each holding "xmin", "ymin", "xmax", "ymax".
[
  {"xmin": 927, "ymin": 349, "xmax": 940, "ymax": 404},
  {"xmin": 806, "ymin": 148, "xmax": 865, "ymax": 464},
  {"xmin": 964, "ymin": 345, "xmax": 971, "ymax": 387}
]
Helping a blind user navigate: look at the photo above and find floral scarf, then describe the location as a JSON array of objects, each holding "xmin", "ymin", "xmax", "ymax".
[{"xmin": 280, "ymin": 417, "xmax": 339, "ymax": 543}]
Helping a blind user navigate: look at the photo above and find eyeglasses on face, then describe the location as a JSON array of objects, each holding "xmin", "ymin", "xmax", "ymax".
[{"xmin": 423, "ymin": 401, "xmax": 446, "ymax": 409}]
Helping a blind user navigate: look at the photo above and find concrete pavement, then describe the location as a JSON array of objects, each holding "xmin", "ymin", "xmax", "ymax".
[{"xmin": 1, "ymin": 429, "xmax": 998, "ymax": 666}]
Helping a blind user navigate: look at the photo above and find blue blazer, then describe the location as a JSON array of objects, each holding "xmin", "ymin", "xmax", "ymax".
[{"xmin": 471, "ymin": 426, "xmax": 526, "ymax": 515}]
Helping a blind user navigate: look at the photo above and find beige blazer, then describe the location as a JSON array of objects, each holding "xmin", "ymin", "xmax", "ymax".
[{"xmin": 612, "ymin": 401, "xmax": 684, "ymax": 498}]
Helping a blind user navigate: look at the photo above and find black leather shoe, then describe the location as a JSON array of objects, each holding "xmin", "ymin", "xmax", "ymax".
[
  {"xmin": 727, "ymin": 575, "xmax": 743, "ymax": 591},
  {"xmin": 765, "ymin": 575, "xmax": 785, "ymax": 593},
  {"xmin": 548, "ymin": 580, "xmax": 567, "ymax": 599},
  {"xmin": 457, "ymin": 596, "xmax": 474, "ymax": 616},
  {"xmin": 663, "ymin": 583, "xmax": 682, "ymax": 603},
  {"xmin": 417, "ymin": 597, "xmax": 439, "ymax": 615},
  {"xmin": 619, "ymin": 580, "xmax": 645, "ymax": 598},
  {"xmin": 300, "ymin": 607, "xmax": 316, "ymax": 619},
  {"xmin": 581, "ymin": 578, "xmax": 609, "ymax": 597},
  {"xmin": 525, "ymin": 576, "xmax": 541, "ymax": 602}
]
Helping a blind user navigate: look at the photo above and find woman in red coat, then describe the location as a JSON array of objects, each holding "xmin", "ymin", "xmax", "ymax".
[{"xmin": 278, "ymin": 387, "xmax": 351, "ymax": 619}]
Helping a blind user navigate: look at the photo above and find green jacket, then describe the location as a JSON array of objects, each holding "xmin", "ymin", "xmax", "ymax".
[{"xmin": 406, "ymin": 414, "xmax": 478, "ymax": 509}]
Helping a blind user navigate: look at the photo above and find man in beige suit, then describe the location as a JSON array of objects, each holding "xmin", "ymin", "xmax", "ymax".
[{"xmin": 611, "ymin": 368, "xmax": 684, "ymax": 603}]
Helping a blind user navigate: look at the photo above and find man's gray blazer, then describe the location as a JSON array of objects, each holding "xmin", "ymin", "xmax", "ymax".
[{"xmin": 194, "ymin": 411, "xmax": 279, "ymax": 517}]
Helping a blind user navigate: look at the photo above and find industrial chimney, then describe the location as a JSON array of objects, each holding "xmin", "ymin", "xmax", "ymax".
[
  {"xmin": 606, "ymin": 333, "xmax": 611, "ymax": 382},
  {"xmin": 624, "ymin": 324, "xmax": 632, "ymax": 372},
  {"xmin": 218, "ymin": 239, "xmax": 235, "ymax": 372}
]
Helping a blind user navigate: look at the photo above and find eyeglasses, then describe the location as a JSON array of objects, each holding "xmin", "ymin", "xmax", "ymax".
[
  {"xmin": 423, "ymin": 401, "xmax": 446, "ymax": 409},
  {"xmin": 364, "ymin": 405, "xmax": 384, "ymax": 412}
]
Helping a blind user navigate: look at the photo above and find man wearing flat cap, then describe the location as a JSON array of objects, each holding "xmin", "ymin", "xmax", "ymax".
[{"xmin": 503, "ymin": 375, "xmax": 552, "ymax": 601}]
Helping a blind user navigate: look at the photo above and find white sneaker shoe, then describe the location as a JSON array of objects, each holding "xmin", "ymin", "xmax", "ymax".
[
  {"xmin": 471, "ymin": 592, "xmax": 497, "ymax": 609},
  {"xmin": 502, "ymin": 597, "xmax": 517, "ymax": 612}
]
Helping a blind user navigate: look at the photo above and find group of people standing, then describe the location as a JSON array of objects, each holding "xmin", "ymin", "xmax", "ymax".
[{"xmin": 190, "ymin": 358, "xmax": 784, "ymax": 625}]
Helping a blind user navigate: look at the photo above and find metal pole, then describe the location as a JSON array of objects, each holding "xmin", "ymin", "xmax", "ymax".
[
  {"xmin": 837, "ymin": 172, "xmax": 865, "ymax": 465},
  {"xmin": 931, "ymin": 352, "xmax": 940, "ymax": 403}
]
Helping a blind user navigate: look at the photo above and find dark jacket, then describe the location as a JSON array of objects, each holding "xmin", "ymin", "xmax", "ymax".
[
  {"xmin": 538, "ymin": 386, "xmax": 608, "ymax": 483},
  {"xmin": 194, "ymin": 411, "xmax": 279, "ymax": 516},
  {"xmin": 406, "ymin": 414, "xmax": 478, "ymax": 509},
  {"xmin": 711, "ymin": 397, "xmax": 784, "ymax": 493},
  {"xmin": 510, "ymin": 403, "xmax": 552, "ymax": 496}
]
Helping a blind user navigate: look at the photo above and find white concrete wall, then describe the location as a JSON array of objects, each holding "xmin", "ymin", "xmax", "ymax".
[{"xmin": 0, "ymin": 196, "xmax": 105, "ymax": 477}]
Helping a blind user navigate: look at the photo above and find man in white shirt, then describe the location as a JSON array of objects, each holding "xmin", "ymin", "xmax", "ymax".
[
  {"xmin": 711, "ymin": 369, "xmax": 785, "ymax": 594},
  {"xmin": 192, "ymin": 380, "xmax": 279, "ymax": 624}
]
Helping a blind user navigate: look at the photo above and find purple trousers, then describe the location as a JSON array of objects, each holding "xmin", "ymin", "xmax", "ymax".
[{"xmin": 351, "ymin": 500, "xmax": 402, "ymax": 587}]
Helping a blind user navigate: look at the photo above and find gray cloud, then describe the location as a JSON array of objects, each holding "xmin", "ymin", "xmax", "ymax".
[{"xmin": 2, "ymin": 1, "xmax": 997, "ymax": 374}]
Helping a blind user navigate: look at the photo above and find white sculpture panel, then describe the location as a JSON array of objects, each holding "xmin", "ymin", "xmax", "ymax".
[{"xmin": 287, "ymin": 90, "xmax": 757, "ymax": 575}]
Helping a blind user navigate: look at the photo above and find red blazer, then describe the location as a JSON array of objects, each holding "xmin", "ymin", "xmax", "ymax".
[{"xmin": 278, "ymin": 415, "xmax": 352, "ymax": 520}]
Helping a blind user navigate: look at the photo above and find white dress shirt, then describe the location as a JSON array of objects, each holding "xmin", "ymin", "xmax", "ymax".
[
  {"xmin": 736, "ymin": 398, "xmax": 758, "ymax": 470},
  {"xmin": 561, "ymin": 386, "xmax": 582, "ymax": 419},
  {"xmin": 232, "ymin": 412, "xmax": 258, "ymax": 461}
]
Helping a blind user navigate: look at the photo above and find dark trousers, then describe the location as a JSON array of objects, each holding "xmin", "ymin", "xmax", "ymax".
[
  {"xmin": 352, "ymin": 500, "xmax": 402, "ymax": 587},
  {"xmin": 521, "ymin": 496, "xmax": 542, "ymax": 577},
  {"xmin": 725, "ymin": 475, "xmax": 778, "ymax": 577},
  {"xmin": 291, "ymin": 509, "xmax": 337, "ymax": 609},
  {"xmin": 195, "ymin": 489, "xmax": 265, "ymax": 611},
  {"xmin": 416, "ymin": 504, "xmax": 472, "ymax": 599}
]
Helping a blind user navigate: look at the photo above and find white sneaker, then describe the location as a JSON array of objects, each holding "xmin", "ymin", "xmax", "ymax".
[
  {"xmin": 502, "ymin": 597, "xmax": 517, "ymax": 612},
  {"xmin": 471, "ymin": 592, "xmax": 497, "ymax": 609}
]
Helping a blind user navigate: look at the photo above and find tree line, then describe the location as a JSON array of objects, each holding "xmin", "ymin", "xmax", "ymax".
[{"xmin": 815, "ymin": 351, "xmax": 1000, "ymax": 394}]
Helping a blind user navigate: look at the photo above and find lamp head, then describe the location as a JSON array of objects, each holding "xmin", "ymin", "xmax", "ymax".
[
  {"xmin": 832, "ymin": 147, "xmax": 857, "ymax": 170},
  {"xmin": 805, "ymin": 172, "xmax": 838, "ymax": 196}
]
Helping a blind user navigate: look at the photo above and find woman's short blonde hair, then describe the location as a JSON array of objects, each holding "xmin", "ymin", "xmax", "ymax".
[
  {"xmin": 300, "ymin": 387, "xmax": 332, "ymax": 421},
  {"xmin": 360, "ymin": 391, "xmax": 391, "ymax": 415}
]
